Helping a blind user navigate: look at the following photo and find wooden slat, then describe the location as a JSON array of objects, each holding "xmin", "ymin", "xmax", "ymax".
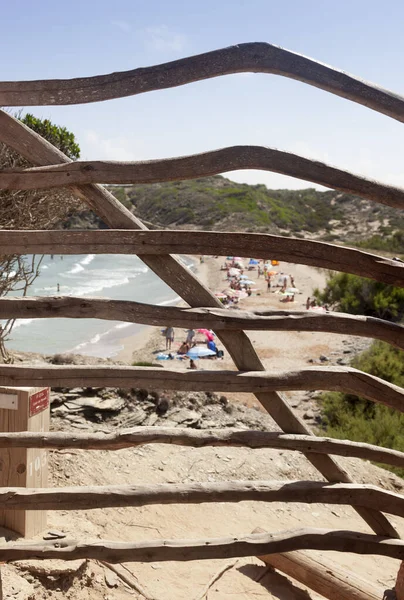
[
  {"xmin": 0, "ymin": 481, "xmax": 402, "ymax": 515},
  {"xmin": 0, "ymin": 230, "xmax": 402, "ymax": 287},
  {"xmin": 3, "ymin": 428, "xmax": 404, "ymax": 469},
  {"xmin": 1, "ymin": 42, "xmax": 404, "ymax": 123},
  {"xmin": 0, "ymin": 109, "xmax": 395, "ymax": 538},
  {"xmin": 1, "ymin": 296, "xmax": 403, "ymax": 348},
  {"xmin": 0, "ymin": 365, "xmax": 402, "ymax": 412},
  {"xmin": 2, "ymin": 529, "xmax": 404, "ymax": 562},
  {"xmin": 254, "ymin": 528, "xmax": 384, "ymax": 600},
  {"xmin": 2, "ymin": 148, "xmax": 404, "ymax": 211}
]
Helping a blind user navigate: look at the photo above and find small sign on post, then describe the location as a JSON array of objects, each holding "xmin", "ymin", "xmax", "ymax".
[{"xmin": 0, "ymin": 386, "xmax": 50, "ymax": 537}]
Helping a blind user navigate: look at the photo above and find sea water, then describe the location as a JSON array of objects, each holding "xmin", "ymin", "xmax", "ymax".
[{"xmin": 5, "ymin": 254, "xmax": 194, "ymax": 358}]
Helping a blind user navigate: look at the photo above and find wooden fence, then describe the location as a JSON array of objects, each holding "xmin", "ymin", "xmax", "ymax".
[{"xmin": 1, "ymin": 41, "xmax": 404, "ymax": 589}]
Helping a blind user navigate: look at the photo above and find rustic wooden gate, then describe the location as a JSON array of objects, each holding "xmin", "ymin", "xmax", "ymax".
[{"xmin": 0, "ymin": 42, "xmax": 404, "ymax": 595}]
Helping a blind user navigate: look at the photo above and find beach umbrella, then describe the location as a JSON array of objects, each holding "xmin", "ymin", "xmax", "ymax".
[
  {"xmin": 187, "ymin": 346, "xmax": 217, "ymax": 358},
  {"xmin": 228, "ymin": 268, "xmax": 240, "ymax": 276},
  {"xmin": 268, "ymin": 270, "xmax": 278, "ymax": 276},
  {"xmin": 215, "ymin": 292, "xmax": 227, "ymax": 299},
  {"xmin": 226, "ymin": 256, "xmax": 233, "ymax": 260},
  {"xmin": 233, "ymin": 256, "xmax": 242, "ymax": 261},
  {"xmin": 249, "ymin": 259, "xmax": 259, "ymax": 265},
  {"xmin": 285, "ymin": 287, "xmax": 300, "ymax": 294},
  {"xmin": 197, "ymin": 328, "xmax": 215, "ymax": 341},
  {"xmin": 239, "ymin": 274, "xmax": 249, "ymax": 279},
  {"xmin": 241, "ymin": 279, "xmax": 255, "ymax": 285}
]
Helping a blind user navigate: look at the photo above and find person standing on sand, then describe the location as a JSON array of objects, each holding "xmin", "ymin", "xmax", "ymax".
[
  {"xmin": 267, "ymin": 278, "xmax": 271, "ymax": 292},
  {"xmin": 189, "ymin": 359, "xmax": 197, "ymax": 369},
  {"xmin": 186, "ymin": 329, "xmax": 195, "ymax": 345},
  {"xmin": 165, "ymin": 326, "xmax": 174, "ymax": 350},
  {"xmin": 306, "ymin": 297, "xmax": 311, "ymax": 310}
]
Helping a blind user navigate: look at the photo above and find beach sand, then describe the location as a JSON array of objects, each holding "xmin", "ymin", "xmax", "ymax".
[{"xmin": 116, "ymin": 256, "xmax": 369, "ymax": 411}]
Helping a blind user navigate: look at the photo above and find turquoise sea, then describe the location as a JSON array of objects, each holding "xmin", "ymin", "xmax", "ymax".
[{"xmin": 5, "ymin": 254, "xmax": 194, "ymax": 358}]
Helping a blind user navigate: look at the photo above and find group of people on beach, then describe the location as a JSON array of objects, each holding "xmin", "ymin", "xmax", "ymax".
[
  {"xmin": 161, "ymin": 255, "xmax": 331, "ymax": 370},
  {"xmin": 223, "ymin": 258, "xmax": 299, "ymax": 304},
  {"xmin": 163, "ymin": 326, "xmax": 223, "ymax": 369}
]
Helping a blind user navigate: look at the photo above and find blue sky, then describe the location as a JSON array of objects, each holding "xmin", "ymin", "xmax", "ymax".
[{"xmin": 3, "ymin": 0, "xmax": 404, "ymax": 190}]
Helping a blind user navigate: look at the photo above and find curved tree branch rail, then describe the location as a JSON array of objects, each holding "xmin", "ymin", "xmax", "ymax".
[
  {"xmin": 3, "ymin": 147, "xmax": 404, "ymax": 211},
  {"xmin": 0, "ymin": 70, "xmax": 399, "ymax": 538},
  {"xmin": 2, "ymin": 42, "xmax": 404, "ymax": 124},
  {"xmin": 1, "ymin": 528, "xmax": 404, "ymax": 562},
  {"xmin": 0, "ymin": 296, "xmax": 403, "ymax": 349},
  {"xmin": 2, "ymin": 428, "xmax": 404, "ymax": 469},
  {"xmin": 0, "ymin": 480, "xmax": 402, "ymax": 515},
  {"xmin": 0, "ymin": 365, "xmax": 402, "ymax": 412},
  {"xmin": 0, "ymin": 229, "xmax": 401, "ymax": 286}
]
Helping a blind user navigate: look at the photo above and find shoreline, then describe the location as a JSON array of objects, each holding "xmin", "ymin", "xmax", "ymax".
[{"xmin": 115, "ymin": 255, "xmax": 212, "ymax": 363}]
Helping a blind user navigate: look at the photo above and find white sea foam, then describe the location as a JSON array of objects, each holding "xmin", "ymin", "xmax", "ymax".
[
  {"xmin": 66, "ymin": 254, "xmax": 95, "ymax": 275},
  {"xmin": 68, "ymin": 276, "xmax": 131, "ymax": 297},
  {"xmin": 67, "ymin": 263, "xmax": 85, "ymax": 275},
  {"xmin": 11, "ymin": 318, "xmax": 34, "ymax": 330},
  {"xmin": 115, "ymin": 322, "xmax": 132, "ymax": 330},
  {"xmin": 81, "ymin": 254, "xmax": 95, "ymax": 266},
  {"xmin": 69, "ymin": 327, "xmax": 112, "ymax": 354}
]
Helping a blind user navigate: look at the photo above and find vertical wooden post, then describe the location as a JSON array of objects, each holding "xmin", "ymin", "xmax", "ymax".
[{"xmin": 0, "ymin": 386, "xmax": 50, "ymax": 537}]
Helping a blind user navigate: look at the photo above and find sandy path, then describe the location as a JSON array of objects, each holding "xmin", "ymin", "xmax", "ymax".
[{"xmin": 40, "ymin": 430, "xmax": 403, "ymax": 600}]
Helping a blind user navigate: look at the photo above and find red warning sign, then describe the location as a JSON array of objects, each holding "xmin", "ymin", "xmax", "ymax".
[{"xmin": 29, "ymin": 389, "xmax": 49, "ymax": 417}]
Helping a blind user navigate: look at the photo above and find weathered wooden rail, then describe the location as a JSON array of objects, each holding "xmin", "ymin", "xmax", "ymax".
[
  {"xmin": 0, "ymin": 364, "xmax": 403, "ymax": 411},
  {"xmin": 0, "ymin": 480, "xmax": 403, "ymax": 514},
  {"xmin": 0, "ymin": 230, "xmax": 402, "ymax": 285},
  {"xmin": 1, "ymin": 428, "xmax": 403, "ymax": 469},
  {"xmin": 1, "ymin": 528, "xmax": 404, "ymax": 563},
  {"xmin": 1, "ymin": 41, "xmax": 404, "ymax": 597},
  {"xmin": 2, "ymin": 147, "xmax": 404, "ymax": 210},
  {"xmin": 0, "ymin": 297, "xmax": 403, "ymax": 348},
  {"xmin": 2, "ymin": 42, "xmax": 404, "ymax": 122}
]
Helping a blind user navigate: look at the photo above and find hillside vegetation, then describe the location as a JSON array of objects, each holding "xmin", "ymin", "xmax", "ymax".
[
  {"xmin": 315, "ymin": 271, "xmax": 404, "ymax": 477},
  {"xmin": 321, "ymin": 341, "xmax": 404, "ymax": 477},
  {"xmin": 62, "ymin": 175, "xmax": 404, "ymax": 249}
]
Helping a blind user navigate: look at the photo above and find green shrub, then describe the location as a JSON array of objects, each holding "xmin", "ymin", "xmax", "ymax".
[
  {"xmin": 354, "ymin": 230, "xmax": 404, "ymax": 254},
  {"xmin": 320, "ymin": 341, "xmax": 404, "ymax": 477},
  {"xmin": 313, "ymin": 273, "xmax": 404, "ymax": 321},
  {"xmin": 132, "ymin": 361, "xmax": 156, "ymax": 367}
]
